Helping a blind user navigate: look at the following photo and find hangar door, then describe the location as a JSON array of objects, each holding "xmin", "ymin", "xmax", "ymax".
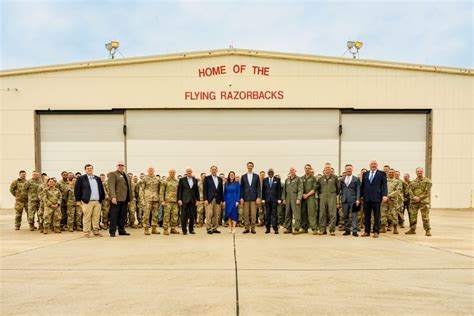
[
  {"xmin": 39, "ymin": 112, "xmax": 125, "ymax": 177},
  {"xmin": 126, "ymin": 109, "xmax": 340, "ymax": 176},
  {"xmin": 340, "ymin": 112, "xmax": 427, "ymax": 178}
]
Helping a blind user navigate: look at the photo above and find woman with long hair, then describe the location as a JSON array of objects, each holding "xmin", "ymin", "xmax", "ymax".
[{"xmin": 224, "ymin": 171, "xmax": 240, "ymax": 233}]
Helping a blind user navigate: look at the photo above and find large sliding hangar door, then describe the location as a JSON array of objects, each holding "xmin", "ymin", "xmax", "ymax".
[
  {"xmin": 125, "ymin": 109, "xmax": 340, "ymax": 177},
  {"xmin": 340, "ymin": 111, "xmax": 428, "ymax": 177},
  {"xmin": 38, "ymin": 112, "xmax": 125, "ymax": 176},
  {"xmin": 37, "ymin": 110, "xmax": 429, "ymax": 179}
]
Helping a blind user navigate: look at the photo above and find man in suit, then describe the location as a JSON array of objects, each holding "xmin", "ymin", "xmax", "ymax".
[
  {"xmin": 203, "ymin": 165, "xmax": 224, "ymax": 234},
  {"xmin": 107, "ymin": 161, "xmax": 132, "ymax": 237},
  {"xmin": 361, "ymin": 160, "xmax": 388, "ymax": 238},
  {"xmin": 240, "ymin": 161, "xmax": 262, "ymax": 234},
  {"xmin": 74, "ymin": 164, "xmax": 105, "ymax": 238},
  {"xmin": 340, "ymin": 164, "xmax": 361, "ymax": 237},
  {"xmin": 178, "ymin": 167, "xmax": 199, "ymax": 235},
  {"xmin": 262, "ymin": 168, "xmax": 282, "ymax": 234}
]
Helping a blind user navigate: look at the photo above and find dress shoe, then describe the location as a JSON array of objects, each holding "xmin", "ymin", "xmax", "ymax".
[
  {"xmin": 119, "ymin": 232, "xmax": 130, "ymax": 236},
  {"xmin": 361, "ymin": 232, "xmax": 370, "ymax": 237},
  {"xmin": 183, "ymin": 231, "xmax": 187, "ymax": 235},
  {"xmin": 251, "ymin": 230, "xmax": 256, "ymax": 234},
  {"xmin": 212, "ymin": 229, "xmax": 221, "ymax": 234},
  {"xmin": 352, "ymin": 232, "xmax": 359, "ymax": 237},
  {"xmin": 207, "ymin": 230, "xmax": 213, "ymax": 235},
  {"xmin": 265, "ymin": 229, "xmax": 270, "ymax": 234},
  {"xmin": 110, "ymin": 233, "xmax": 116, "ymax": 237},
  {"xmin": 243, "ymin": 230, "xmax": 250, "ymax": 234},
  {"xmin": 373, "ymin": 233, "xmax": 379, "ymax": 238},
  {"xmin": 343, "ymin": 231, "xmax": 350, "ymax": 236},
  {"xmin": 190, "ymin": 231, "xmax": 195, "ymax": 234},
  {"xmin": 274, "ymin": 230, "xmax": 279, "ymax": 234}
]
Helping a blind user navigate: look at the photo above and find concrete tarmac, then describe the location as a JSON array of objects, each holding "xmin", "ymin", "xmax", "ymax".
[{"xmin": 1, "ymin": 208, "xmax": 473, "ymax": 315}]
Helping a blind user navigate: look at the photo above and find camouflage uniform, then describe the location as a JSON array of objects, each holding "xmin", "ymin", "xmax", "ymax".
[
  {"xmin": 135, "ymin": 181, "xmax": 144, "ymax": 227},
  {"xmin": 43, "ymin": 186, "xmax": 62, "ymax": 233},
  {"xmin": 397, "ymin": 179, "xmax": 405, "ymax": 226},
  {"xmin": 407, "ymin": 177, "xmax": 432, "ymax": 233},
  {"xmin": 57, "ymin": 180, "xmax": 69, "ymax": 228},
  {"xmin": 24, "ymin": 178, "xmax": 42, "ymax": 229},
  {"xmin": 66, "ymin": 182, "xmax": 82, "ymax": 231},
  {"xmin": 317, "ymin": 174, "xmax": 341, "ymax": 233},
  {"xmin": 282, "ymin": 175, "xmax": 303, "ymax": 232},
  {"xmin": 301, "ymin": 174, "xmax": 319, "ymax": 233},
  {"xmin": 160, "ymin": 177, "xmax": 179, "ymax": 232},
  {"xmin": 101, "ymin": 181, "xmax": 110, "ymax": 229},
  {"xmin": 381, "ymin": 178, "xmax": 401, "ymax": 230},
  {"xmin": 9, "ymin": 177, "xmax": 28, "ymax": 229},
  {"xmin": 257, "ymin": 178, "xmax": 265, "ymax": 226},
  {"xmin": 140, "ymin": 175, "xmax": 160, "ymax": 230},
  {"xmin": 128, "ymin": 181, "xmax": 137, "ymax": 227},
  {"xmin": 401, "ymin": 180, "xmax": 411, "ymax": 226},
  {"xmin": 37, "ymin": 182, "xmax": 48, "ymax": 230},
  {"xmin": 277, "ymin": 181, "xmax": 285, "ymax": 226},
  {"xmin": 196, "ymin": 180, "xmax": 205, "ymax": 227}
]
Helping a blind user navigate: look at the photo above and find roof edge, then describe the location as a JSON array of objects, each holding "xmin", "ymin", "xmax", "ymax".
[{"xmin": 1, "ymin": 48, "xmax": 472, "ymax": 77}]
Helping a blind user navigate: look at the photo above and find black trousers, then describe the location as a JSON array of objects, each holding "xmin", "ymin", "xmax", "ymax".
[
  {"xmin": 181, "ymin": 202, "xmax": 196, "ymax": 233},
  {"xmin": 109, "ymin": 201, "xmax": 128, "ymax": 234},
  {"xmin": 363, "ymin": 201, "xmax": 381, "ymax": 234},
  {"xmin": 265, "ymin": 201, "xmax": 278, "ymax": 231}
]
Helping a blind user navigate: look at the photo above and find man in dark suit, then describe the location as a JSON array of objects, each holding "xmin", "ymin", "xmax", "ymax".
[
  {"xmin": 361, "ymin": 160, "xmax": 388, "ymax": 238},
  {"xmin": 240, "ymin": 162, "xmax": 262, "ymax": 234},
  {"xmin": 74, "ymin": 164, "xmax": 105, "ymax": 237},
  {"xmin": 340, "ymin": 164, "xmax": 361, "ymax": 237},
  {"xmin": 203, "ymin": 165, "xmax": 224, "ymax": 234},
  {"xmin": 178, "ymin": 167, "xmax": 199, "ymax": 235},
  {"xmin": 107, "ymin": 161, "xmax": 132, "ymax": 237},
  {"xmin": 262, "ymin": 168, "xmax": 282, "ymax": 234}
]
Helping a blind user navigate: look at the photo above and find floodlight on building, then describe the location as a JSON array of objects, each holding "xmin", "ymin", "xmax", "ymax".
[{"xmin": 105, "ymin": 41, "xmax": 120, "ymax": 59}]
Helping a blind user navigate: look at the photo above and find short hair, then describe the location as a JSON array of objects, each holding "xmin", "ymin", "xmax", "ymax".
[
  {"xmin": 246, "ymin": 161, "xmax": 254, "ymax": 167},
  {"xmin": 99, "ymin": 173, "xmax": 105, "ymax": 176},
  {"xmin": 84, "ymin": 164, "xmax": 93, "ymax": 170},
  {"xmin": 345, "ymin": 164, "xmax": 353, "ymax": 168},
  {"xmin": 383, "ymin": 165, "xmax": 390, "ymax": 169},
  {"xmin": 41, "ymin": 173, "xmax": 47, "ymax": 176},
  {"xmin": 19, "ymin": 170, "xmax": 26, "ymax": 174},
  {"xmin": 210, "ymin": 165, "xmax": 218, "ymax": 170},
  {"xmin": 32, "ymin": 170, "xmax": 39, "ymax": 173},
  {"xmin": 47, "ymin": 178, "xmax": 55, "ymax": 183},
  {"xmin": 200, "ymin": 172, "xmax": 206, "ymax": 176},
  {"xmin": 61, "ymin": 171, "xmax": 68, "ymax": 175},
  {"xmin": 75, "ymin": 172, "xmax": 82, "ymax": 176},
  {"xmin": 304, "ymin": 164, "xmax": 312, "ymax": 168}
]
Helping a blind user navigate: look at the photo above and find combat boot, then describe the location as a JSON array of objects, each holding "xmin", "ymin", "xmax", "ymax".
[
  {"xmin": 283, "ymin": 229, "xmax": 292, "ymax": 234},
  {"xmin": 38, "ymin": 224, "xmax": 43, "ymax": 232},
  {"xmin": 151, "ymin": 226, "xmax": 160, "ymax": 234},
  {"xmin": 29, "ymin": 224, "xmax": 36, "ymax": 231},
  {"xmin": 405, "ymin": 229, "xmax": 416, "ymax": 234},
  {"xmin": 137, "ymin": 223, "xmax": 143, "ymax": 228},
  {"xmin": 144, "ymin": 227, "xmax": 150, "ymax": 235},
  {"xmin": 425, "ymin": 229, "xmax": 432, "ymax": 237},
  {"xmin": 68, "ymin": 227, "xmax": 74, "ymax": 232},
  {"xmin": 131, "ymin": 224, "xmax": 138, "ymax": 229},
  {"xmin": 54, "ymin": 227, "xmax": 61, "ymax": 233},
  {"xmin": 292, "ymin": 230, "xmax": 300, "ymax": 235},
  {"xmin": 301, "ymin": 228, "xmax": 308, "ymax": 234},
  {"xmin": 393, "ymin": 225, "xmax": 399, "ymax": 234},
  {"xmin": 380, "ymin": 226, "xmax": 387, "ymax": 233},
  {"xmin": 15, "ymin": 226, "xmax": 20, "ymax": 230},
  {"xmin": 163, "ymin": 229, "xmax": 169, "ymax": 235},
  {"xmin": 170, "ymin": 228, "xmax": 180, "ymax": 234},
  {"xmin": 43, "ymin": 227, "xmax": 48, "ymax": 234}
]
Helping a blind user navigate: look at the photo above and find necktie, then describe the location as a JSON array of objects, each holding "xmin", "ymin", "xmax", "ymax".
[
  {"xmin": 369, "ymin": 171, "xmax": 375, "ymax": 183},
  {"xmin": 269, "ymin": 178, "xmax": 272, "ymax": 188},
  {"xmin": 345, "ymin": 176, "xmax": 351, "ymax": 187}
]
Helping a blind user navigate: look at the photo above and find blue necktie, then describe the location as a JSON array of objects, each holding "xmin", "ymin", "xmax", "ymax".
[
  {"xmin": 369, "ymin": 171, "xmax": 375, "ymax": 183},
  {"xmin": 269, "ymin": 178, "xmax": 272, "ymax": 188}
]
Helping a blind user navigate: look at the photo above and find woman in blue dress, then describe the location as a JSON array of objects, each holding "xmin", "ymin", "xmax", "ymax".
[{"xmin": 224, "ymin": 171, "xmax": 240, "ymax": 233}]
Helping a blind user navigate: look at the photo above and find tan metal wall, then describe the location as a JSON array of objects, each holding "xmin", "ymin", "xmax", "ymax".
[{"xmin": 1, "ymin": 53, "xmax": 473, "ymax": 208}]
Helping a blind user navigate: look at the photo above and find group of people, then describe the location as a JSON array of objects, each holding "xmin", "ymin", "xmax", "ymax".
[{"xmin": 9, "ymin": 159, "xmax": 432, "ymax": 238}]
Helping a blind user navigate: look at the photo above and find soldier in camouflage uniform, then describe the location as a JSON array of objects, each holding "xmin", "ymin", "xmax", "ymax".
[
  {"xmin": 394, "ymin": 171, "xmax": 405, "ymax": 228},
  {"xmin": 282, "ymin": 167, "xmax": 303, "ymax": 235},
  {"xmin": 160, "ymin": 168, "xmax": 180, "ymax": 235},
  {"xmin": 66, "ymin": 178, "xmax": 82, "ymax": 231},
  {"xmin": 317, "ymin": 163, "xmax": 341, "ymax": 235},
  {"xmin": 100, "ymin": 174, "xmax": 110, "ymax": 230},
  {"xmin": 301, "ymin": 164, "xmax": 319, "ymax": 234},
  {"xmin": 37, "ymin": 174, "xmax": 49, "ymax": 232},
  {"xmin": 381, "ymin": 169, "xmax": 401, "ymax": 234},
  {"xmin": 406, "ymin": 167, "xmax": 432, "ymax": 236},
  {"xmin": 9, "ymin": 170, "xmax": 28, "ymax": 230},
  {"xmin": 196, "ymin": 173, "xmax": 206, "ymax": 227},
  {"xmin": 57, "ymin": 171, "xmax": 70, "ymax": 230},
  {"xmin": 401, "ymin": 173, "xmax": 411, "ymax": 228},
  {"xmin": 42, "ymin": 178, "xmax": 63, "ymax": 234},
  {"xmin": 136, "ymin": 173, "xmax": 145, "ymax": 228},
  {"xmin": 140, "ymin": 167, "xmax": 161, "ymax": 235},
  {"xmin": 23, "ymin": 171, "xmax": 42, "ymax": 231},
  {"xmin": 127, "ymin": 175, "xmax": 138, "ymax": 228}
]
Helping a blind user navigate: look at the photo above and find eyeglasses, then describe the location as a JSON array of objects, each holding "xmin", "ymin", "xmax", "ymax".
[{"xmin": 117, "ymin": 164, "xmax": 124, "ymax": 166}]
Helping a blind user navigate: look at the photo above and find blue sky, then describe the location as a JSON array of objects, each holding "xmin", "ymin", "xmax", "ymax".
[{"xmin": 1, "ymin": 0, "xmax": 472, "ymax": 70}]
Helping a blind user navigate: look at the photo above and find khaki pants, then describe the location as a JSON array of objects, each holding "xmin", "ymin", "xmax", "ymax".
[
  {"xmin": 205, "ymin": 199, "xmax": 220, "ymax": 231},
  {"xmin": 243, "ymin": 201, "xmax": 257, "ymax": 231},
  {"xmin": 81, "ymin": 201, "xmax": 101, "ymax": 234}
]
